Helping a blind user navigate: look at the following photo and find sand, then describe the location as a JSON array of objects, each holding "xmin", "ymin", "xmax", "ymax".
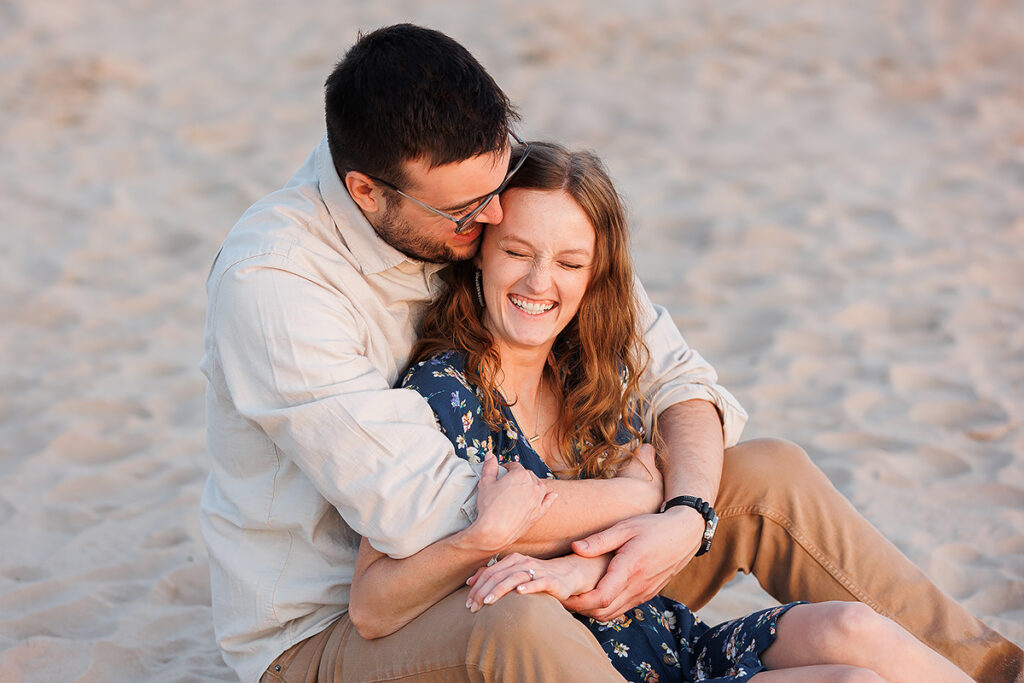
[{"xmin": 1, "ymin": 1, "xmax": 1022, "ymax": 680}]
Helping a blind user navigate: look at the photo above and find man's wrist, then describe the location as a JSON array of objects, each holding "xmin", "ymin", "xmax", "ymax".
[
  {"xmin": 658, "ymin": 503, "xmax": 705, "ymax": 528},
  {"xmin": 660, "ymin": 495, "xmax": 718, "ymax": 556}
]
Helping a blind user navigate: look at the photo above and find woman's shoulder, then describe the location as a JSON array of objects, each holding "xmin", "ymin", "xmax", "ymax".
[{"xmin": 399, "ymin": 350, "xmax": 471, "ymax": 391}]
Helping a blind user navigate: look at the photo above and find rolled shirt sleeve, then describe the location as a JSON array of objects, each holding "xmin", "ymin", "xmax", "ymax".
[
  {"xmin": 635, "ymin": 278, "xmax": 748, "ymax": 447},
  {"xmin": 209, "ymin": 255, "xmax": 479, "ymax": 559}
]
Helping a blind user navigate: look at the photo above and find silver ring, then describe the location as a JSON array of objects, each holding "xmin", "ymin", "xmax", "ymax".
[{"xmin": 527, "ymin": 569, "xmax": 535, "ymax": 580}]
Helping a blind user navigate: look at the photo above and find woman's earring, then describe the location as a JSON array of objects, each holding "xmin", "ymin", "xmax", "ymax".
[{"xmin": 474, "ymin": 269, "xmax": 485, "ymax": 309}]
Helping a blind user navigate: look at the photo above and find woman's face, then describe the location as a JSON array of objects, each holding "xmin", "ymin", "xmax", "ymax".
[{"xmin": 476, "ymin": 189, "xmax": 596, "ymax": 355}]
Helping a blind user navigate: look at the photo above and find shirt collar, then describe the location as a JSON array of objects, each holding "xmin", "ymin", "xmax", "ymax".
[{"xmin": 315, "ymin": 134, "xmax": 421, "ymax": 276}]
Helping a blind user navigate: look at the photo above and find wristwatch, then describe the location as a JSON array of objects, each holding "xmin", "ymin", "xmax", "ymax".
[{"xmin": 661, "ymin": 495, "xmax": 718, "ymax": 556}]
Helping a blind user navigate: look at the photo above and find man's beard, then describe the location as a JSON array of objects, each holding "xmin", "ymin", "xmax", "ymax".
[{"xmin": 370, "ymin": 200, "xmax": 479, "ymax": 264}]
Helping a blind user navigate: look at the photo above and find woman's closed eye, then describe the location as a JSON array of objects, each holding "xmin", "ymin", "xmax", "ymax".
[
  {"xmin": 504, "ymin": 249, "xmax": 530, "ymax": 259},
  {"xmin": 559, "ymin": 261, "xmax": 586, "ymax": 270}
]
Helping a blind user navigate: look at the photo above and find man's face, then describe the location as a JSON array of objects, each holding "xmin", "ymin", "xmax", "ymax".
[{"xmin": 368, "ymin": 149, "xmax": 511, "ymax": 264}]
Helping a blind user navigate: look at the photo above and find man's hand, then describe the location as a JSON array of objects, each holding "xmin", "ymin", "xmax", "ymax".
[{"xmin": 562, "ymin": 506, "xmax": 705, "ymax": 620}]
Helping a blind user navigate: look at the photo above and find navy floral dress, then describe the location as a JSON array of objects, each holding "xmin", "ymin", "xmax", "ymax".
[{"xmin": 402, "ymin": 351, "xmax": 803, "ymax": 683}]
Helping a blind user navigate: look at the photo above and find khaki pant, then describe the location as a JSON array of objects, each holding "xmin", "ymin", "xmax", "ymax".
[{"xmin": 262, "ymin": 438, "xmax": 1023, "ymax": 683}]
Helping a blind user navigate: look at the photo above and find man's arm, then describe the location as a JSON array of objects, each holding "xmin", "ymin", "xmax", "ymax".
[
  {"xmin": 656, "ymin": 399, "xmax": 724, "ymax": 505},
  {"xmin": 209, "ymin": 259, "xmax": 483, "ymax": 558},
  {"xmin": 563, "ymin": 399, "xmax": 723, "ymax": 618},
  {"xmin": 564, "ymin": 280, "xmax": 744, "ymax": 619}
]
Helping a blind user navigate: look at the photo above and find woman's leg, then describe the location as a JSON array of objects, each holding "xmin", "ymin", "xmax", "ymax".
[
  {"xmin": 760, "ymin": 601, "xmax": 972, "ymax": 682},
  {"xmin": 660, "ymin": 438, "xmax": 1022, "ymax": 683}
]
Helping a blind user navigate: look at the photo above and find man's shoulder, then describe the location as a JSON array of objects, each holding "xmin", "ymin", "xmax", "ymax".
[
  {"xmin": 218, "ymin": 184, "xmax": 331, "ymax": 262},
  {"xmin": 208, "ymin": 179, "xmax": 362, "ymax": 294}
]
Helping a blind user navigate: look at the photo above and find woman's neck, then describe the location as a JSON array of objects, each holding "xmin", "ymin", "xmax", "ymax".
[{"xmin": 492, "ymin": 341, "xmax": 551, "ymax": 403}]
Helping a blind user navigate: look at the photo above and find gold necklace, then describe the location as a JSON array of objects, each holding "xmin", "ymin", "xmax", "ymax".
[
  {"xmin": 527, "ymin": 386, "xmax": 543, "ymax": 443},
  {"xmin": 528, "ymin": 389, "xmax": 544, "ymax": 444}
]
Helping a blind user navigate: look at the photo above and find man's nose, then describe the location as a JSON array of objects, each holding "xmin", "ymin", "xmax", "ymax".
[{"xmin": 475, "ymin": 195, "xmax": 504, "ymax": 224}]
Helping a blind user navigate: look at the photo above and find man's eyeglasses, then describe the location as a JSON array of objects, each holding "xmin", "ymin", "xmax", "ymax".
[{"xmin": 364, "ymin": 132, "xmax": 532, "ymax": 235}]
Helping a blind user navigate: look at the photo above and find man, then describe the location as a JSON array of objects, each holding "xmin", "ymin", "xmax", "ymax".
[{"xmin": 200, "ymin": 23, "xmax": 1021, "ymax": 683}]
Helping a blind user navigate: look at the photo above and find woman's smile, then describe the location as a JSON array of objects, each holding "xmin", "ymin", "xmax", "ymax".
[{"xmin": 508, "ymin": 294, "xmax": 557, "ymax": 316}]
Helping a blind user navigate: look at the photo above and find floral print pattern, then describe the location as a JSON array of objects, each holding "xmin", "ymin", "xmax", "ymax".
[{"xmin": 402, "ymin": 351, "xmax": 804, "ymax": 682}]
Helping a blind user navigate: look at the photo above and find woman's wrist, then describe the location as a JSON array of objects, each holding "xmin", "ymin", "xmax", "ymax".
[{"xmin": 549, "ymin": 553, "xmax": 608, "ymax": 595}]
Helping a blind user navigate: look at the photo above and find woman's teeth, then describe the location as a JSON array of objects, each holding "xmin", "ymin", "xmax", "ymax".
[{"xmin": 509, "ymin": 294, "xmax": 555, "ymax": 315}]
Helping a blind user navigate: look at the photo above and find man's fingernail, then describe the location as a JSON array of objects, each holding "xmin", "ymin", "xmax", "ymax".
[{"xmin": 576, "ymin": 541, "xmax": 588, "ymax": 550}]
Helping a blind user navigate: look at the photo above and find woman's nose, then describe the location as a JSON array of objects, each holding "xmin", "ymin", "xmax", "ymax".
[{"xmin": 524, "ymin": 259, "xmax": 552, "ymax": 292}]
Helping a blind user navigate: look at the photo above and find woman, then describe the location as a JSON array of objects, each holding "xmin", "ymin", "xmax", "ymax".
[{"xmin": 350, "ymin": 143, "xmax": 970, "ymax": 682}]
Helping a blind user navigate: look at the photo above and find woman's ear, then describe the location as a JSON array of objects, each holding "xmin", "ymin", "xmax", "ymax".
[{"xmin": 344, "ymin": 171, "xmax": 383, "ymax": 214}]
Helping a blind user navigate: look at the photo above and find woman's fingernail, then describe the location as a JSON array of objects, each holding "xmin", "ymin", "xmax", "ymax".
[
  {"xmin": 483, "ymin": 594, "xmax": 494, "ymax": 605},
  {"xmin": 466, "ymin": 598, "xmax": 473, "ymax": 609},
  {"xmin": 576, "ymin": 541, "xmax": 588, "ymax": 550}
]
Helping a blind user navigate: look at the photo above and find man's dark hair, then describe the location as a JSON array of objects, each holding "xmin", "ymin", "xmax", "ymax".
[{"xmin": 325, "ymin": 24, "xmax": 519, "ymax": 187}]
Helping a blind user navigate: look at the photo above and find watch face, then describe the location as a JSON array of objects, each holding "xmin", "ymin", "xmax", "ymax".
[{"xmin": 704, "ymin": 516, "xmax": 718, "ymax": 542}]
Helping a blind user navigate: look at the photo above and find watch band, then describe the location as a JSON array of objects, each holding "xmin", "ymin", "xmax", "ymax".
[
  {"xmin": 662, "ymin": 495, "xmax": 712, "ymax": 517},
  {"xmin": 661, "ymin": 495, "xmax": 718, "ymax": 556}
]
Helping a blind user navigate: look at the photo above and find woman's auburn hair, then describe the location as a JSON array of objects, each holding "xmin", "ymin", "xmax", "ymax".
[{"xmin": 411, "ymin": 142, "xmax": 649, "ymax": 479}]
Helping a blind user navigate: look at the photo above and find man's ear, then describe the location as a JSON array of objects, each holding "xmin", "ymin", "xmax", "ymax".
[{"xmin": 344, "ymin": 171, "xmax": 383, "ymax": 214}]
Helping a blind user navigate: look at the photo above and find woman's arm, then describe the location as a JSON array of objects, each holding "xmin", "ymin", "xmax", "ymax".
[
  {"xmin": 506, "ymin": 443, "xmax": 664, "ymax": 557},
  {"xmin": 348, "ymin": 453, "xmax": 555, "ymax": 639},
  {"xmin": 464, "ymin": 551, "xmax": 614, "ymax": 611}
]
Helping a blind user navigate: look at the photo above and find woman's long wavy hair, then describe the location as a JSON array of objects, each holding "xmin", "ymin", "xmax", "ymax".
[{"xmin": 411, "ymin": 142, "xmax": 649, "ymax": 478}]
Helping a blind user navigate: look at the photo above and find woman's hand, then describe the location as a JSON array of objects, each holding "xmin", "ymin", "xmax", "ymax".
[
  {"xmin": 614, "ymin": 443, "xmax": 663, "ymax": 513},
  {"xmin": 457, "ymin": 452, "xmax": 557, "ymax": 555},
  {"xmin": 464, "ymin": 553, "xmax": 592, "ymax": 611}
]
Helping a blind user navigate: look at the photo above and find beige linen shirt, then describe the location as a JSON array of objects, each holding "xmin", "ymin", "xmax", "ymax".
[{"xmin": 199, "ymin": 134, "xmax": 747, "ymax": 682}]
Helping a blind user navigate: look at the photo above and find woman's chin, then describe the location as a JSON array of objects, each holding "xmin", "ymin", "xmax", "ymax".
[{"xmin": 500, "ymin": 328, "xmax": 557, "ymax": 352}]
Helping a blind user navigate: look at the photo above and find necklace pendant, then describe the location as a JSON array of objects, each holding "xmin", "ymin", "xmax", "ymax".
[{"xmin": 528, "ymin": 434, "xmax": 541, "ymax": 443}]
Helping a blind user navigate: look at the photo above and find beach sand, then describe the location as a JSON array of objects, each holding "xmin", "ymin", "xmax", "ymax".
[{"xmin": 1, "ymin": 1, "xmax": 1022, "ymax": 680}]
